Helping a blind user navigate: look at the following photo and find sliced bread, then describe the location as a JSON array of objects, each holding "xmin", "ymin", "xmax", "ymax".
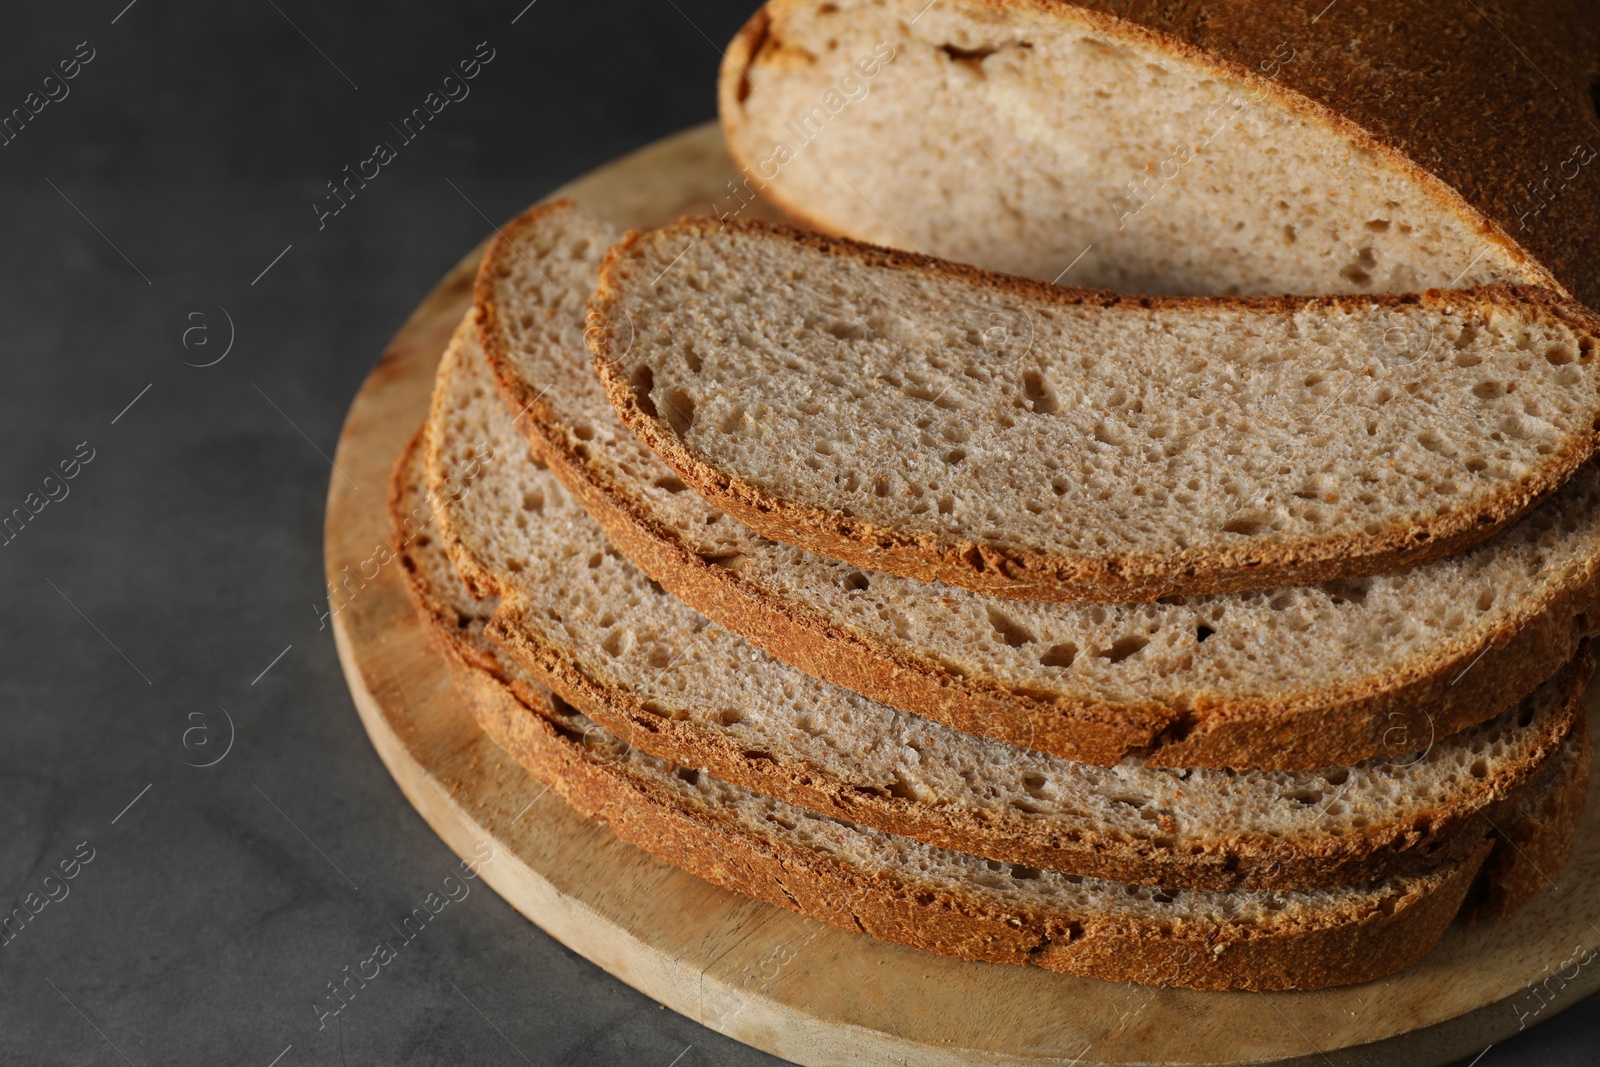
[
  {"xmin": 587, "ymin": 217, "xmax": 1600, "ymax": 603},
  {"xmin": 719, "ymin": 0, "xmax": 1599, "ymax": 305},
  {"xmin": 479, "ymin": 202, "xmax": 1600, "ymax": 770},
  {"xmin": 427, "ymin": 310, "xmax": 1590, "ymax": 893},
  {"xmin": 394, "ymin": 428, "xmax": 1576, "ymax": 991}
]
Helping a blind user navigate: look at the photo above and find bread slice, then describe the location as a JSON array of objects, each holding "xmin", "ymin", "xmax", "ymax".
[
  {"xmin": 479, "ymin": 201, "xmax": 1600, "ymax": 770},
  {"xmin": 587, "ymin": 217, "xmax": 1600, "ymax": 603},
  {"xmin": 394, "ymin": 428, "xmax": 1571, "ymax": 991},
  {"xmin": 428, "ymin": 308, "xmax": 1590, "ymax": 895},
  {"xmin": 719, "ymin": 0, "xmax": 1598, "ymax": 306}
]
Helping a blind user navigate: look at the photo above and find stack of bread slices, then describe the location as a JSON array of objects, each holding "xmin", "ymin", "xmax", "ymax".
[{"xmin": 393, "ymin": 0, "xmax": 1600, "ymax": 991}]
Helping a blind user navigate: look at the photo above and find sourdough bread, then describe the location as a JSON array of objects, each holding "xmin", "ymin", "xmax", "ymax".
[
  {"xmin": 393, "ymin": 429, "xmax": 1544, "ymax": 991},
  {"xmin": 479, "ymin": 201, "xmax": 1600, "ymax": 770},
  {"xmin": 719, "ymin": 0, "xmax": 1599, "ymax": 306},
  {"xmin": 428, "ymin": 311, "xmax": 1589, "ymax": 892},
  {"xmin": 588, "ymin": 217, "xmax": 1600, "ymax": 603}
]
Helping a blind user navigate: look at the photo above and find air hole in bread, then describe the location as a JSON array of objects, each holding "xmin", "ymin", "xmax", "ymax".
[
  {"xmin": 522, "ymin": 490, "xmax": 544, "ymax": 512},
  {"xmin": 938, "ymin": 41, "xmax": 1025, "ymax": 78},
  {"xmin": 653, "ymin": 475, "xmax": 688, "ymax": 493},
  {"xmin": 987, "ymin": 607, "xmax": 1036, "ymax": 646},
  {"xmin": 824, "ymin": 320, "xmax": 872, "ymax": 342},
  {"xmin": 630, "ymin": 365, "xmax": 657, "ymax": 418},
  {"xmin": 1098, "ymin": 636, "xmax": 1149, "ymax": 663},
  {"xmin": 1038, "ymin": 641, "xmax": 1077, "ymax": 669},
  {"xmin": 1222, "ymin": 511, "xmax": 1272, "ymax": 536},
  {"xmin": 1320, "ymin": 579, "xmax": 1368, "ymax": 605},
  {"xmin": 940, "ymin": 42, "xmax": 1001, "ymax": 63},
  {"xmin": 843, "ymin": 571, "xmax": 870, "ymax": 592},
  {"xmin": 1196, "ymin": 624, "xmax": 1215, "ymax": 643},
  {"xmin": 886, "ymin": 773, "xmax": 927, "ymax": 801},
  {"xmin": 1021, "ymin": 370, "xmax": 1059, "ymax": 414},
  {"xmin": 662, "ymin": 388, "xmax": 696, "ymax": 435},
  {"xmin": 716, "ymin": 404, "xmax": 747, "ymax": 436}
]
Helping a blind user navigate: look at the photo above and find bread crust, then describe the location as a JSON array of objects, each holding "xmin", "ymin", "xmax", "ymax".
[
  {"xmin": 479, "ymin": 202, "xmax": 1600, "ymax": 771},
  {"xmin": 720, "ymin": 0, "xmax": 1599, "ymax": 309},
  {"xmin": 1467, "ymin": 705, "xmax": 1593, "ymax": 922},
  {"xmin": 587, "ymin": 216, "xmax": 1600, "ymax": 604},
  {"xmin": 391, "ymin": 429, "xmax": 1505, "ymax": 990}
]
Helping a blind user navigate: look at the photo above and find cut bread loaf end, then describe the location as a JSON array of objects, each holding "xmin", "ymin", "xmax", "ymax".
[
  {"xmin": 718, "ymin": 0, "xmax": 1597, "ymax": 306},
  {"xmin": 430, "ymin": 302, "xmax": 1591, "ymax": 893},
  {"xmin": 392, "ymin": 427, "xmax": 1589, "ymax": 990},
  {"xmin": 587, "ymin": 216, "xmax": 1600, "ymax": 604},
  {"xmin": 478, "ymin": 201, "xmax": 1600, "ymax": 771}
]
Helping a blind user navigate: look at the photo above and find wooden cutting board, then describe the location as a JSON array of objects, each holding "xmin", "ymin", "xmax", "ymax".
[{"xmin": 325, "ymin": 122, "xmax": 1600, "ymax": 1067}]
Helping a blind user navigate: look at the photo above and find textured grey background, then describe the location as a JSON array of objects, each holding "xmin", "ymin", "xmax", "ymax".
[{"xmin": 0, "ymin": 2, "xmax": 1593, "ymax": 1065}]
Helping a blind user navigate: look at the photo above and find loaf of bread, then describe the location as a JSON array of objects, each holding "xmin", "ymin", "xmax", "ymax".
[
  {"xmin": 428, "ymin": 309, "xmax": 1590, "ymax": 894},
  {"xmin": 479, "ymin": 201, "xmax": 1600, "ymax": 770},
  {"xmin": 719, "ymin": 0, "xmax": 1599, "ymax": 306},
  {"xmin": 587, "ymin": 217, "xmax": 1600, "ymax": 603},
  {"xmin": 371, "ymin": 0, "xmax": 1600, "ymax": 1001},
  {"xmin": 394, "ymin": 428, "xmax": 1591, "ymax": 989}
]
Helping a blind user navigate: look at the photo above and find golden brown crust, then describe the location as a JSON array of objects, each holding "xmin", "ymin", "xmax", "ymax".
[
  {"xmin": 720, "ymin": 0, "xmax": 1599, "ymax": 308},
  {"xmin": 478, "ymin": 202, "xmax": 1600, "ymax": 771},
  {"xmin": 587, "ymin": 216, "xmax": 1600, "ymax": 605},
  {"xmin": 1467, "ymin": 704, "xmax": 1593, "ymax": 922},
  {"xmin": 391, "ymin": 429, "xmax": 1502, "ymax": 990}
]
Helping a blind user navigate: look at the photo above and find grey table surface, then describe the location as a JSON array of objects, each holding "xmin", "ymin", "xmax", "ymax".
[{"xmin": 0, "ymin": 2, "xmax": 1594, "ymax": 1065}]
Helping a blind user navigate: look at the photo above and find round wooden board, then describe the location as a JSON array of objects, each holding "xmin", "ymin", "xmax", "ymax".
[{"xmin": 326, "ymin": 122, "xmax": 1600, "ymax": 1067}]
